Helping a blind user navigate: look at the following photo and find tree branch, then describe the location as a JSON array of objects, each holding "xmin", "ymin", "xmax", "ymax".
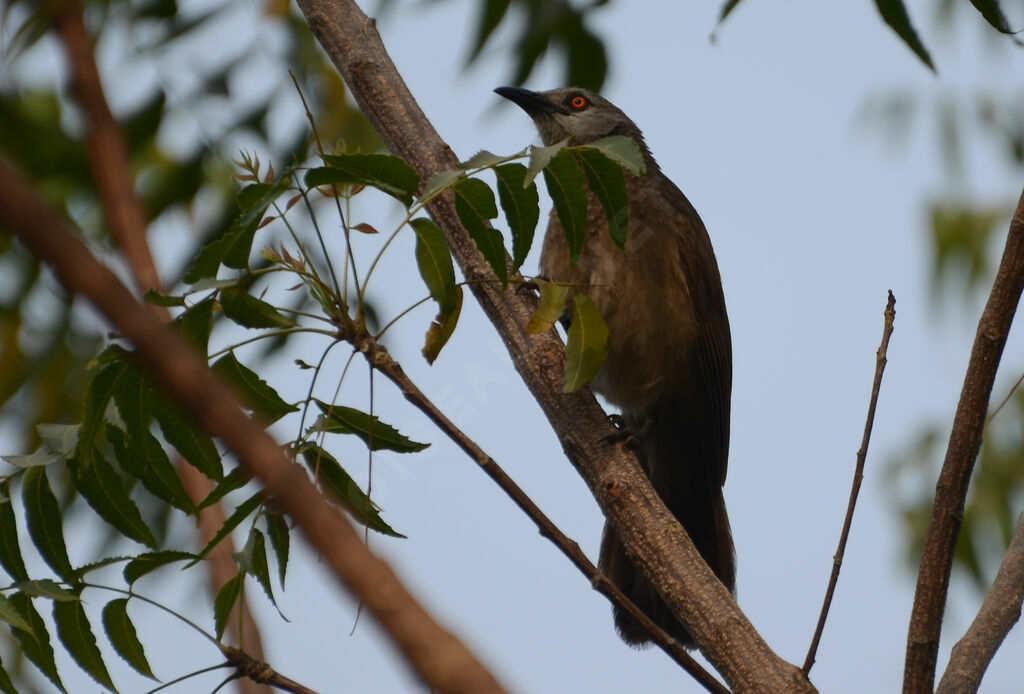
[
  {"xmin": 904, "ymin": 188, "xmax": 1024, "ymax": 694},
  {"xmin": 357, "ymin": 336, "xmax": 729, "ymax": 694},
  {"xmin": 0, "ymin": 158, "xmax": 509, "ymax": 694},
  {"xmin": 803, "ymin": 291, "xmax": 896, "ymax": 674},
  {"xmin": 294, "ymin": 2, "xmax": 813, "ymax": 691},
  {"xmin": 936, "ymin": 513, "xmax": 1024, "ymax": 694}
]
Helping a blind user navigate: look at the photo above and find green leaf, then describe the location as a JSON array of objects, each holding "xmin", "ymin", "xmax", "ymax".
[
  {"xmin": 123, "ymin": 550, "xmax": 196, "ymax": 584},
  {"xmin": 0, "ymin": 593, "xmax": 34, "ymax": 633},
  {"xmin": 542, "ymin": 150, "xmax": 589, "ymax": 265},
  {"xmin": 211, "ymin": 352, "xmax": 298, "ymax": 423},
  {"xmin": 494, "ymin": 163, "xmax": 539, "ymax": 272},
  {"xmin": 423, "ymin": 286, "xmax": 463, "ymax": 364},
  {"xmin": 192, "ymin": 492, "xmax": 264, "ymax": 565},
  {"xmin": 577, "ymin": 136, "xmax": 646, "ymax": 177},
  {"xmin": 183, "ymin": 180, "xmax": 292, "ymax": 281},
  {"xmin": 197, "ymin": 466, "xmax": 251, "ymax": 512},
  {"xmin": 235, "ymin": 529, "xmax": 275, "ymax": 607},
  {"xmin": 306, "ymin": 154, "xmax": 419, "ymax": 207},
  {"xmin": 143, "ymin": 289, "xmax": 186, "ymax": 307},
  {"xmin": 454, "ymin": 178, "xmax": 507, "ymax": 286},
  {"xmin": 151, "ymin": 394, "xmax": 222, "ymax": 481},
  {"xmin": 526, "ymin": 138, "xmax": 569, "ymax": 186},
  {"xmin": 53, "ymin": 600, "xmax": 116, "ymax": 692},
  {"xmin": 220, "ymin": 287, "xmax": 296, "ymax": 329},
  {"xmin": 460, "ymin": 149, "xmax": 513, "ymax": 169},
  {"xmin": 77, "ymin": 356, "xmax": 131, "ymax": 469},
  {"xmin": 312, "ymin": 400, "xmax": 430, "ymax": 453},
  {"xmin": 467, "ymin": 0, "xmax": 512, "ymax": 62},
  {"xmin": 22, "ymin": 467, "xmax": 74, "ymax": 582},
  {"xmin": 576, "ymin": 148, "xmax": 628, "ymax": 248},
  {"xmin": 0, "ymin": 491, "xmax": 28, "ymax": 582},
  {"xmin": 174, "ymin": 298, "xmax": 215, "ymax": 353},
  {"xmin": 563, "ymin": 292, "xmax": 609, "ymax": 393},
  {"xmin": 968, "ymin": 0, "xmax": 1022, "ymax": 40},
  {"xmin": 874, "ymin": 0, "xmax": 935, "ymax": 72},
  {"xmin": 68, "ymin": 449, "xmax": 158, "ymax": 548},
  {"xmin": 298, "ymin": 444, "xmax": 404, "ymax": 537},
  {"xmin": 411, "ymin": 218, "xmax": 458, "ymax": 315},
  {"xmin": 102, "ymin": 599, "xmax": 156, "ymax": 680},
  {"xmin": 420, "ymin": 170, "xmax": 464, "ymax": 200},
  {"xmin": 1, "ymin": 449, "xmax": 60, "ymax": 469},
  {"xmin": 526, "ymin": 280, "xmax": 570, "ymax": 334},
  {"xmin": 0, "ymin": 658, "xmax": 15, "ymax": 694},
  {"xmin": 8, "ymin": 593, "xmax": 65, "ymax": 692},
  {"xmin": 213, "ymin": 571, "xmax": 244, "ymax": 640},
  {"xmin": 13, "ymin": 580, "xmax": 77, "ymax": 601},
  {"xmin": 264, "ymin": 512, "xmax": 290, "ymax": 588},
  {"xmin": 37, "ymin": 424, "xmax": 80, "ymax": 456},
  {"xmin": 717, "ymin": 0, "xmax": 744, "ymax": 24}
]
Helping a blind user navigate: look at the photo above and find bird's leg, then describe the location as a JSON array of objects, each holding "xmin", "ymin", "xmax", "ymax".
[{"xmin": 603, "ymin": 413, "xmax": 651, "ymax": 450}]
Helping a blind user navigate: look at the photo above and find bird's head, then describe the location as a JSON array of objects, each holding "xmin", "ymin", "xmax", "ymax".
[{"xmin": 495, "ymin": 86, "xmax": 646, "ymax": 148}]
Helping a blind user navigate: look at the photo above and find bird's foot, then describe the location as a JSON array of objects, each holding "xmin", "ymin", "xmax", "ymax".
[{"xmin": 603, "ymin": 414, "xmax": 649, "ymax": 450}]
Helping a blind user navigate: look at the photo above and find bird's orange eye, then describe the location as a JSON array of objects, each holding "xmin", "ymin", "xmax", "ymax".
[{"xmin": 569, "ymin": 95, "xmax": 588, "ymax": 110}]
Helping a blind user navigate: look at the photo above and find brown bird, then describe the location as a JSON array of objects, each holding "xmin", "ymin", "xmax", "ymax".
[{"xmin": 496, "ymin": 86, "xmax": 735, "ymax": 647}]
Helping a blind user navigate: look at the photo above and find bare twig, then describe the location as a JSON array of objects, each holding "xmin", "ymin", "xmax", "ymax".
[
  {"xmin": 936, "ymin": 513, "xmax": 1024, "ymax": 694},
  {"xmin": 222, "ymin": 646, "xmax": 319, "ymax": 694},
  {"xmin": 50, "ymin": 3, "xmax": 271, "ymax": 685},
  {"xmin": 0, "ymin": 159, "xmax": 510, "ymax": 694},
  {"xmin": 293, "ymin": 2, "xmax": 815, "ymax": 690},
  {"xmin": 357, "ymin": 337, "xmax": 730, "ymax": 694},
  {"xmin": 904, "ymin": 189, "xmax": 1024, "ymax": 694},
  {"xmin": 803, "ymin": 291, "xmax": 896, "ymax": 674}
]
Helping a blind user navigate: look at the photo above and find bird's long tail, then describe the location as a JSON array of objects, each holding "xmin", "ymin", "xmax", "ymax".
[{"xmin": 598, "ymin": 399, "xmax": 735, "ymax": 648}]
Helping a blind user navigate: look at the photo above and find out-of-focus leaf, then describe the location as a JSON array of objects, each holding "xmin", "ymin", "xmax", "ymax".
[
  {"xmin": 211, "ymin": 352, "xmax": 298, "ymax": 423},
  {"xmin": 102, "ymin": 599, "xmax": 156, "ymax": 680},
  {"xmin": 306, "ymin": 154, "xmax": 419, "ymax": 207},
  {"xmin": 494, "ymin": 163, "xmax": 539, "ymax": 272},
  {"xmin": 874, "ymin": 0, "xmax": 936, "ymax": 72},
  {"xmin": 0, "ymin": 594, "xmax": 33, "ymax": 634},
  {"xmin": 151, "ymin": 394, "xmax": 222, "ymax": 480},
  {"xmin": 220, "ymin": 287, "xmax": 296, "ymax": 329},
  {"xmin": 8, "ymin": 592, "xmax": 65, "ymax": 693},
  {"xmin": 466, "ymin": 0, "xmax": 512, "ymax": 62},
  {"xmin": 542, "ymin": 150, "xmax": 588, "ymax": 266},
  {"xmin": 563, "ymin": 292, "xmax": 609, "ymax": 393},
  {"xmin": 235, "ymin": 529, "xmax": 275, "ymax": 607},
  {"xmin": 143, "ymin": 289, "xmax": 186, "ymax": 307},
  {"xmin": 174, "ymin": 298, "xmax": 215, "ymax": 354},
  {"xmin": 929, "ymin": 202, "xmax": 1007, "ymax": 292},
  {"xmin": 22, "ymin": 467, "xmax": 74, "ymax": 582},
  {"xmin": 576, "ymin": 148, "xmax": 628, "ymax": 248},
  {"xmin": 454, "ymin": 178, "xmax": 507, "ymax": 287},
  {"xmin": 968, "ymin": 0, "xmax": 1022, "ymax": 41},
  {"xmin": 717, "ymin": 0, "xmax": 744, "ymax": 25},
  {"xmin": 0, "ymin": 486, "xmax": 29, "ymax": 582},
  {"xmin": 264, "ymin": 511, "xmax": 290, "ymax": 587},
  {"xmin": 297, "ymin": 443, "xmax": 404, "ymax": 537},
  {"xmin": 312, "ymin": 400, "xmax": 429, "ymax": 453},
  {"xmin": 423, "ymin": 286, "xmax": 464, "ymax": 364},
  {"xmin": 53, "ymin": 600, "xmax": 116, "ymax": 692},
  {"xmin": 526, "ymin": 280, "xmax": 570, "ymax": 334},
  {"xmin": 197, "ymin": 467, "xmax": 250, "ymax": 511},
  {"xmin": 411, "ymin": 218, "xmax": 458, "ymax": 315},
  {"xmin": 68, "ymin": 449, "xmax": 158, "ymax": 548},
  {"xmin": 191, "ymin": 492, "xmax": 264, "ymax": 564}
]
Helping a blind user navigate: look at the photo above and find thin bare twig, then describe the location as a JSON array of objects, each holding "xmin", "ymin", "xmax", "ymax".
[
  {"xmin": 356, "ymin": 336, "xmax": 730, "ymax": 694},
  {"xmin": 0, "ymin": 159, "xmax": 510, "ymax": 694},
  {"xmin": 936, "ymin": 513, "xmax": 1024, "ymax": 694},
  {"xmin": 803, "ymin": 291, "xmax": 896, "ymax": 674},
  {"xmin": 222, "ymin": 646, "xmax": 319, "ymax": 694},
  {"xmin": 904, "ymin": 189, "xmax": 1024, "ymax": 694}
]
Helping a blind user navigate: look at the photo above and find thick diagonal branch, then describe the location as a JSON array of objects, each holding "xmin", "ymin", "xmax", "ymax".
[
  {"xmin": 294, "ymin": 2, "xmax": 813, "ymax": 691},
  {"xmin": 0, "ymin": 159, "xmax": 509, "ymax": 694},
  {"xmin": 904, "ymin": 189, "xmax": 1024, "ymax": 694}
]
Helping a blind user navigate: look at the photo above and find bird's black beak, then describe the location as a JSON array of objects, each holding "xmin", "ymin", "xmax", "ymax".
[{"xmin": 494, "ymin": 86, "xmax": 567, "ymax": 117}]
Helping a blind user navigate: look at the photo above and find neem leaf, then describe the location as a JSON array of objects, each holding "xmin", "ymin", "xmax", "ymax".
[
  {"xmin": 220, "ymin": 287, "xmax": 296, "ymax": 329},
  {"xmin": 53, "ymin": 600, "xmax": 116, "ymax": 692},
  {"xmin": 236, "ymin": 529, "xmax": 275, "ymax": 608},
  {"xmin": 968, "ymin": 0, "xmax": 1022, "ymax": 40},
  {"xmin": 576, "ymin": 148, "xmax": 628, "ymax": 248},
  {"xmin": 213, "ymin": 571, "xmax": 244, "ymax": 640},
  {"xmin": 102, "ymin": 599, "xmax": 156, "ymax": 680},
  {"xmin": 312, "ymin": 400, "xmax": 429, "ymax": 453},
  {"xmin": 460, "ymin": 149, "xmax": 512, "ymax": 169},
  {"xmin": 410, "ymin": 218, "xmax": 457, "ymax": 315},
  {"xmin": 542, "ymin": 150, "xmax": 588, "ymax": 266},
  {"xmin": 264, "ymin": 512, "xmax": 290, "ymax": 588},
  {"xmin": 563, "ymin": 292, "xmax": 609, "ymax": 393},
  {"xmin": 22, "ymin": 467, "xmax": 74, "ymax": 582},
  {"xmin": 150, "ymin": 395, "xmax": 222, "ymax": 481},
  {"xmin": 526, "ymin": 280, "xmax": 570, "ymax": 334},
  {"xmin": 453, "ymin": 178, "xmax": 507, "ymax": 287},
  {"xmin": 298, "ymin": 444, "xmax": 404, "ymax": 537},
  {"xmin": 423, "ymin": 285, "xmax": 463, "ymax": 364},
  {"xmin": 494, "ymin": 163, "xmax": 539, "ymax": 272},
  {"xmin": 0, "ymin": 490, "xmax": 29, "ymax": 582},
  {"xmin": 306, "ymin": 154, "xmax": 419, "ymax": 207},
  {"xmin": 578, "ymin": 135, "xmax": 646, "ymax": 177},
  {"xmin": 143, "ymin": 289, "xmax": 185, "ymax": 307},
  {"xmin": 874, "ymin": 0, "xmax": 936, "ymax": 72},
  {"xmin": 7, "ymin": 592, "xmax": 65, "ymax": 692},
  {"xmin": 212, "ymin": 352, "xmax": 298, "ymax": 424},
  {"xmin": 526, "ymin": 138, "xmax": 569, "ymax": 186},
  {"xmin": 68, "ymin": 449, "xmax": 158, "ymax": 548},
  {"xmin": 421, "ymin": 170, "xmax": 464, "ymax": 200},
  {"xmin": 123, "ymin": 550, "xmax": 196, "ymax": 584},
  {"xmin": 0, "ymin": 594, "xmax": 33, "ymax": 633},
  {"xmin": 192, "ymin": 492, "xmax": 264, "ymax": 565},
  {"xmin": 13, "ymin": 581, "xmax": 77, "ymax": 601}
]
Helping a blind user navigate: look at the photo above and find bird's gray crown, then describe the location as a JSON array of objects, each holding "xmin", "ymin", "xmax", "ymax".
[{"xmin": 495, "ymin": 86, "xmax": 647, "ymax": 149}]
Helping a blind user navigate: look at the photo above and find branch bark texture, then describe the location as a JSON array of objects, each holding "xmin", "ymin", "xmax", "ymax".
[
  {"xmin": 904, "ymin": 189, "xmax": 1024, "ymax": 694},
  {"xmin": 0, "ymin": 159, "xmax": 508, "ymax": 694},
  {"xmin": 293, "ymin": 2, "xmax": 813, "ymax": 691},
  {"xmin": 936, "ymin": 513, "xmax": 1024, "ymax": 694}
]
